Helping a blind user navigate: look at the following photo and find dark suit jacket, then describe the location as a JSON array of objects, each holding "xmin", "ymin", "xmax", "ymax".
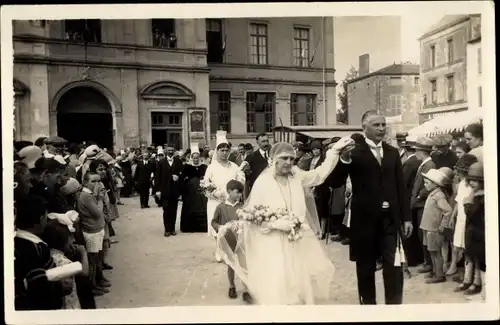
[
  {"xmin": 154, "ymin": 156, "xmax": 184, "ymax": 199},
  {"xmin": 229, "ymin": 152, "xmax": 244, "ymax": 166},
  {"xmin": 245, "ymin": 149, "xmax": 269, "ymax": 191},
  {"xmin": 308, "ymin": 154, "xmax": 330, "ymax": 199},
  {"xmin": 431, "ymin": 150, "xmax": 458, "ymax": 169},
  {"xmin": 410, "ymin": 158, "xmax": 436, "ymax": 209},
  {"xmin": 326, "ymin": 140, "xmax": 411, "ymax": 261},
  {"xmin": 134, "ymin": 159, "xmax": 155, "ymax": 190},
  {"xmin": 402, "ymin": 155, "xmax": 421, "ymax": 204}
]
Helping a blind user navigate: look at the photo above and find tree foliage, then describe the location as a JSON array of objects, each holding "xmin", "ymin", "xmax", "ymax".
[{"xmin": 336, "ymin": 66, "xmax": 358, "ymax": 124}]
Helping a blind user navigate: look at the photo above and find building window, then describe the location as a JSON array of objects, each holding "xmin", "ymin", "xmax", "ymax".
[
  {"xmin": 389, "ymin": 77, "xmax": 402, "ymax": 86},
  {"xmin": 209, "ymin": 91, "xmax": 231, "ymax": 133},
  {"xmin": 249, "ymin": 23, "xmax": 268, "ymax": 65},
  {"xmin": 478, "ymin": 86, "xmax": 482, "ymax": 107},
  {"xmin": 293, "ymin": 27, "xmax": 310, "ymax": 67},
  {"xmin": 446, "ymin": 75, "xmax": 455, "ymax": 102},
  {"xmin": 290, "ymin": 94, "xmax": 316, "ymax": 126},
  {"xmin": 430, "ymin": 45, "xmax": 436, "ymax": 68},
  {"xmin": 206, "ymin": 19, "xmax": 224, "ymax": 63},
  {"xmin": 447, "ymin": 38, "xmax": 454, "ymax": 63},
  {"xmin": 430, "ymin": 79, "xmax": 437, "ymax": 104},
  {"xmin": 152, "ymin": 19, "xmax": 177, "ymax": 48},
  {"xmin": 478, "ymin": 47, "xmax": 482, "ymax": 74},
  {"xmin": 246, "ymin": 92, "xmax": 275, "ymax": 133},
  {"xmin": 414, "ymin": 76, "xmax": 420, "ymax": 85},
  {"xmin": 152, "ymin": 114, "xmax": 164, "ymax": 126},
  {"xmin": 64, "ymin": 19, "xmax": 102, "ymax": 43},
  {"xmin": 388, "ymin": 94, "xmax": 404, "ymax": 116}
]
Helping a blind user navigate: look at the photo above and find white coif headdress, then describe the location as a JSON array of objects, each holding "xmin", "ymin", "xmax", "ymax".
[
  {"xmin": 190, "ymin": 142, "xmax": 200, "ymax": 155},
  {"xmin": 215, "ymin": 130, "xmax": 229, "ymax": 149},
  {"xmin": 269, "ymin": 142, "xmax": 296, "ymax": 160}
]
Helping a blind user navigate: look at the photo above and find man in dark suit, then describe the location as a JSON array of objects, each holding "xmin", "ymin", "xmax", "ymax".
[
  {"xmin": 400, "ymin": 138, "xmax": 424, "ymax": 267},
  {"xmin": 410, "ymin": 137, "xmax": 436, "ymax": 273},
  {"xmin": 244, "ymin": 133, "xmax": 271, "ymax": 193},
  {"xmin": 155, "ymin": 144, "xmax": 184, "ymax": 237},
  {"xmin": 134, "ymin": 151, "xmax": 155, "ymax": 208},
  {"xmin": 431, "ymin": 134, "xmax": 457, "ymax": 169},
  {"xmin": 326, "ymin": 110, "xmax": 413, "ymax": 305}
]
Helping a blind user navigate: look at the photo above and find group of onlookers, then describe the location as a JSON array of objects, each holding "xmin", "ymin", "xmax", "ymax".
[{"xmin": 397, "ymin": 122, "xmax": 485, "ymax": 301}]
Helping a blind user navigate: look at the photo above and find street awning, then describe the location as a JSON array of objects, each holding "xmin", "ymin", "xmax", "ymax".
[
  {"xmin": 409, "ymin": 110, "xmax": 482, "ymax": 136},
  {"xmin": 297, "ymin": 130, "xmax": 360, "ymax": 139}
]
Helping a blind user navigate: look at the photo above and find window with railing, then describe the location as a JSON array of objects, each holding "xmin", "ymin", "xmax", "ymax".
[
  {"xmin": 64, "ymin": 19, "xmax": 102, "ymax": 43},
  {"xmin": 293, "ymin": 27, "xmax": 310, "ymax": 67},
  {"xmin": 209, "ymin": 91, "xmax": 231, "ymax": 133},
  {"xmin": 249, "ymin": 23, "xmax": 268, "ymax": 65},
  {"xmin": 206, "ymin": 19, "xmax": 224, "ymax": 63},
  {"xmin": 430, "ymin": 79, "xmax": 437, "ymax": 104},
  {"xmin": 446, "ymin": 74, "xmax": 455, "ymax": 102},
  {"xmin": 246, "ymin": 92, "xmax": 275, "ymax": 133},
  {"xmin": 290, "ymin": 94, "xmax": 316, "ymax": 125},
  {"xmin": 152, "ymin": 19, "xmax": 177, "ymax": 48}
]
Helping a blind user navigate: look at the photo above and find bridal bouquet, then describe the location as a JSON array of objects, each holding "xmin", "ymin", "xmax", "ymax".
[
  {"xmin": 236, "ymin": 205, "xmax": 303, "ymax": 242},
  {"xmin": 199, "ymin": 178, "xmax": 226, "ymax": 201}
]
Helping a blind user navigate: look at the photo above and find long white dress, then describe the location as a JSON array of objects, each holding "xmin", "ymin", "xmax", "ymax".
[
  {"xmin": 204, "ymin": 159, "xmax": 245, "ymax": 237},
  {"xmin": 453, "ymin": 179, "xmax": 473, "ymax": 248},
  {"xmin": 219, "ymin": 148, "xmax": 340, "ymax": 305}
]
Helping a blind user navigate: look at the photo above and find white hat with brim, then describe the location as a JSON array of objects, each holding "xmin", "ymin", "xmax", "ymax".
[
  {"xmin": 18, "ymin": 146, "xmax": 43, "ymax": 169},
  {"xmin": 422, "ymin": 169, "xmax": 450, "ymax": 187},
  {"xmin": 84, "ymin": 145, "xmax": 101, "ymax": 160}
]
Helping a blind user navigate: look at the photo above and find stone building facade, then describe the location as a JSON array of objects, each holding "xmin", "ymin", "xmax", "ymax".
[
  {"xmin": 346, "ymin": 59, "xmax": 420, "ymax": 136},
  {"xmin": 12, "ymin": 17, "xmax": 336, "ymax": 150},
  {"xmin": 418, "ymin": 15, "xmax": 473, "ymax": 123},
  {"xmin": 466, "ymin": 15, "xmax": 482, "ymax": 114}
]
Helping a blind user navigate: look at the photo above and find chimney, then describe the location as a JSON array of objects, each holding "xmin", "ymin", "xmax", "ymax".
[{"xmin": 359, "ymin": 54, "xmax": 370, "ymax": 76}]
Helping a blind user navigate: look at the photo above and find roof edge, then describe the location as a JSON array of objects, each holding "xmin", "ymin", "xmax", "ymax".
[{"xmin": 418, "ymin": 16, "xmax": 471, "ymax": 41}]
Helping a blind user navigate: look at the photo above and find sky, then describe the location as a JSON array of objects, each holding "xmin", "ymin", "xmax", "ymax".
[{"xmin": 334, "ymin": 14, "xmax": 445, "ymax": 84}]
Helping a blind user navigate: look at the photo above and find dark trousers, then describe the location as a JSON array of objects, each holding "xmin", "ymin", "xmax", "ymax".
[
  {"xmin": 415, "ymin": 208, "xmax": 433, "ymax": 266},
  {"xmin": 139, "ymin": 186, "xmax": 150, "ymax": 207},
  {"xmin": 355, "ymin": 211, "xmax": 403, "ymax": 305},
  {"xmin": 329, "ymin": 214, "xmax": 345, "ymax": 234},
  {"xmin": 162, "ymin": 196, "xmax": 179, "ymax": 233}
]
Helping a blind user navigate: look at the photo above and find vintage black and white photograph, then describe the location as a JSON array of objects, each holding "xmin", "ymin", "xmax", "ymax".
[{"xmin": 2, "ymin": 2, "xmax": 498, "ymax": 324}]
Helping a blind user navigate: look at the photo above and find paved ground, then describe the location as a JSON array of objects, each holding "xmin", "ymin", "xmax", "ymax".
[{"xmin": 96, "ymin": 197, "xmax": 470, "ymax": 308}]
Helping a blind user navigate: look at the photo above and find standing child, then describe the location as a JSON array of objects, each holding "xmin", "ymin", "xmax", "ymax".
[
  {"xmin": 459, "ymin": 162, "xmax": 485, "ymax": 299},
  {"xmin": 446, "ymin": 154, "xmax": 478, "ymax": 277},
  {"xmin": 420, "ymin": 167, "xmax": 454, "ymax": 283},
  {"xmin": 211, "ymin": 180, "xmax": 253, "ymax": 304}
]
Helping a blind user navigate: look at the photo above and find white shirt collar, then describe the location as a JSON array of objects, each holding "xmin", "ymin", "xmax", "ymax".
[
  {"xmin": 365, "ymin": 137, "xmax": 383, "ymax": 148},
  {"xmin": 225, "ymin": 200, "xmax": 239, "ymax": 207},
  {"xmin": 419, "ymin": 156, "xmax": 432, "ymax": 168},
  {"xmin": 259, "ymin": 149, "xmax": 267, "ymax": 157},
  {"xmin": 15, "ymin": 229, "xmax": 45, "ymax": 244}
]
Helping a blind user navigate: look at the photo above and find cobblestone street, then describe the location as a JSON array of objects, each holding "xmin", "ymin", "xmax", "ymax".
[{"xmin": 96, "ymin": 197, "xmax": 469, "ymax": 308}]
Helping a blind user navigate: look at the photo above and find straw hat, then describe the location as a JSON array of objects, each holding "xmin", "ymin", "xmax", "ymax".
[
  {"xmin": 412, "ymin": 137, "xmax": 434, "ymax": 152},
  {"xmin": 18, "ymin": 145, "xmax": 43, "ymax": 169},
  {"xmin": 422, "ymin": 168, "xmax": 452, "ymax": 187}
]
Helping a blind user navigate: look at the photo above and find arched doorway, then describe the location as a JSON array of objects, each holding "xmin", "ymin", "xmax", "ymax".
[{"xmin": 57, "ymin": 86, "xmax": 114, "ymax": 149}]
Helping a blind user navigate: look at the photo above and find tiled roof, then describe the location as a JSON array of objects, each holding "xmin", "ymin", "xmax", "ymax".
[
  {"xmin": 347, "ymin": 63, "xmax": 420, "ymax": 84},
  {"xmin": 419, "ymin": 15, "xmax": 471, "ymax": 40}
]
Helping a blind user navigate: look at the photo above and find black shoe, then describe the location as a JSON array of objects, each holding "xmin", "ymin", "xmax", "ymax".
[
  {"xmin": 242, "ymin": 292, "xmax": 254, "ymax": 304},
  {"xmin": 103, "ymin": 263, "xmax": 114, "ymax": 270},
  {"xmin": 164, "ymin": 232, "xmax": 170, "ymax": 237},
  {"xmin": 330, "ymin": 234, "xmax": 343, "ymax": 242},
  {"xmin": 92, "ymin": 288, "xmax": 106, "ymax": 296},
  {"xmin": 140, "ymin": 206, "xmax": 145, "ymax": 209},
  {"xmin": 144, "ymin": 205, "xmax": 150, "ymax": 208},
  {"xmin": 170, "ymin": 232, "xmax": 177, "ymax": 236},
  {"xmin": 341, "ymin": 238, "xmax": 350, "ymax": 245},
  {"xmin": 228, "ymin": 287, "xmax": 237, "ymax": 299}
]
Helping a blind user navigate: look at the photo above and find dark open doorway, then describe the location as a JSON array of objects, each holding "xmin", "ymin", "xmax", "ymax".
[{"xmin": 56, "ymin": 86, "xmax": 114, "ymax": 150}]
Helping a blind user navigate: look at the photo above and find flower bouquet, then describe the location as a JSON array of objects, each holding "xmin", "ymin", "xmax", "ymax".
[
  {"xmin": 236, "ymin": 205, "xmax": 303, "ymax": 242},
  {"xmin": 199, "ymin": 178, "xmax": 226, "ymax": 202}
]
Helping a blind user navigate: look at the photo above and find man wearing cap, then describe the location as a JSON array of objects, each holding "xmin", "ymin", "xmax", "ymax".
[
  {"xmin": 395, "ymin": 132, "xmax": 409, "ymax": 159},
  {"xmin": 400, "ymin": 136, "xmax": 424, "ymax": 268},
  {"xmin": 410, "ymin": 137, "xmax": 436, "ymax": 274},
  {"xmin": 293, "ymin": 141, "xmax": 312, "ymax": 171},
  {"xmin": 432, "ymin": 134, "xmax": 458, "ymax": 169},
  {"xmin": 326, "ymin": 110, "xmax": 412, "ymax": 305}
]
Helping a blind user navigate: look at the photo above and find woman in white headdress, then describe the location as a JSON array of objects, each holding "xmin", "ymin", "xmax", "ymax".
[
  {"xmin": 204, "ymin": 131, "xmax": 246, "ymax": 261},
  {"xmin": 217, "ymin": 137, "xmax": 355, "ymax": 305}
]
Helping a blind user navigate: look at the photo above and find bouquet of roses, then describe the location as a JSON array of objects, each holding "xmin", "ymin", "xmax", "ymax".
[
  {"xmin": 237, "ymin": 205, "xmax": 303, "ymax": 242},
  {"xmin": 199, "ymin": 178, "xmax": 226, "ymax": 201}
]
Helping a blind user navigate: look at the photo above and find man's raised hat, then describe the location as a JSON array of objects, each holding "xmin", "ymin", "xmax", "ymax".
[{"xmin": 412, "ymin": 137, "xmax": 434, "ymax": 152}]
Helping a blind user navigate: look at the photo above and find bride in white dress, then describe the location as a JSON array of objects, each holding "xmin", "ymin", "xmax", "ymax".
[{"xmin": 217, "ymin": 137, "xmax": 355, "ymax": 305}]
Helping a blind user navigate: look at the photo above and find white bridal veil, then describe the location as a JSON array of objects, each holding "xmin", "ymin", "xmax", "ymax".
[{"xmin": 216, "ymin": 142, "xmax": 332, "ymax": 292}]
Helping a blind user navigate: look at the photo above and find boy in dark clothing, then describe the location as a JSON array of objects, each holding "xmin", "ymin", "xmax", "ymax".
[
  {"xmin": 211, "ymin": 180, "xmax": 252, "ymax": 304},
  {"xmin": 14, "ymin": 194, "xmax": 73, "ymax": 310}
]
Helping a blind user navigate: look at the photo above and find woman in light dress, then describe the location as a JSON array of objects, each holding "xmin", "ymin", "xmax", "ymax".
[
  {"xmin": 217, "ymin": 138, "xmax": 355, "ymax": 305},
  {"xmin": 204, "ymin": 131, "xmax": 246, "ymax": 261}
]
